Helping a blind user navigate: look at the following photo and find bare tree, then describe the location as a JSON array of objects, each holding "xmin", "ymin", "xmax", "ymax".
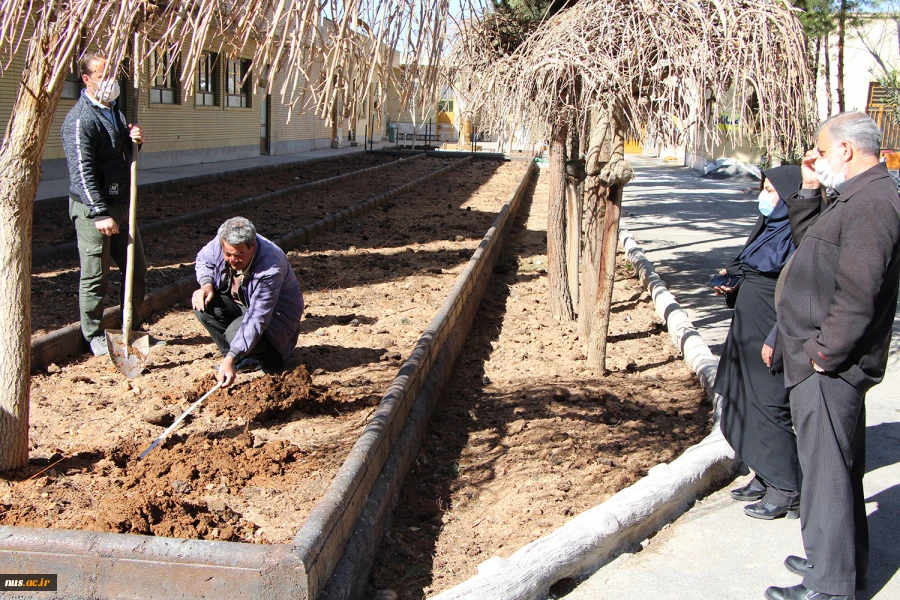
[
  {"xmin": 448, "ymin": 0, "xmax": 814, "ymax": 375},
  {"xmin": 0, "ymin": 0, "xmax": 469, "ymax": 469}
]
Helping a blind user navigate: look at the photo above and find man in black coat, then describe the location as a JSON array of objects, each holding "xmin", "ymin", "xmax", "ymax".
[
  {"xmin": 766, "ymin": 112, "xmax": 900, "ymax": 600},
  {"xmin": 61, "ymin": 51, "xmax": 149, "ymax": 357}
]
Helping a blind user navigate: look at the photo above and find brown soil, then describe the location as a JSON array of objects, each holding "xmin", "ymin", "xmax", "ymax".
[
  {"xmin": 31, "ymin": 155, "xmax": 460, "ymax": 335},
  {"xmin": 32, "ymin": 153, "xmax": 398, "ymax": 248},
  {"xmin": 3, "ymin": 158, "xmax": 526, "ymax": 546},
  {"xmin": 2, "ymin": 161, "xmax": 711, "ymax": 595},
  {"xmin": 366, "ymin": 170, "xmax": 711, "ymax": 598}
]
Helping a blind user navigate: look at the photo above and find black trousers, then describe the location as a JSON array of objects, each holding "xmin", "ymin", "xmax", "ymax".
[
  {"xmin": 789, "ymin": 372, "xmax": 868, "ymax": 596},
  {"xmin": 194, "ymin": 292, "xmax": 284, "ymax": 370}
]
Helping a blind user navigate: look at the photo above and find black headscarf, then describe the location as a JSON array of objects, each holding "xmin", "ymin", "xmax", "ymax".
[{"xmin": 738, "ymin": 165, "xmax": 802, "ymax": 274}]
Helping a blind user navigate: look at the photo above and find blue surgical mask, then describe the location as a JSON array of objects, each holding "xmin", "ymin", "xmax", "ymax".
[{"xmin": 757, "ymin": 190, "xmax": 777, "ymax": 217}]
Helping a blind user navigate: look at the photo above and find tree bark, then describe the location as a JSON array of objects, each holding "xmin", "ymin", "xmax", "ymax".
[
  {"xmin": 586, "ymin": 111, "xmax": 633, "ymax": 374},
  {"xmin": 565, "ymin": 119, "xmax": 581, "ymax": 314},
  {"xmin": 548, "ymin": 117, "xmax": 574, "ymax": 320},
  {"xmin": 586, "ymin": 183, "xmax": 623, "ymax": 373},
  {"xmin": 578, "ymin": 107, "xmax": 613, "ymax": 337},
  {"xmin": 838, "ymin": 0, "xmax": 847, "ymax": 113},
  {"xmin": 578, "ymin": 175, "xmax": 606, "ymax": 337},
  {"xmin": 824, "ymin": 32, "xmax": 833, "ymax": 116},
  {"xmin": 0, "ymin": 26, "xmax": 70, "ymax": 470}
]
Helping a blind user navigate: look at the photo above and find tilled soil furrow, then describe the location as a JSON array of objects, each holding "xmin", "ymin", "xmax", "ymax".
[
  {"xmin": 32, "ymin": 153, "xmax": 398, "ymax": 248},
  {"xmin": 5, "ymin": 159, "xmax": 526, "ymax": 548},
  {"xmin": 31, "ymin": 156, "xmax": 464, "ymax": 335},
  {"xmin": 365, "ymin": 169, "xmax": 712, "ymax": 599}
]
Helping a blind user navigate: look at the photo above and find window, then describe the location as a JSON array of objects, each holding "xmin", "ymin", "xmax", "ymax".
[
  {"xmin": 149, "ymin": 46, "xmax": 178, "ymax": 104},
  {"xmin": 196, "ymin": 52, "xmax": 217, "ymax": 106},
  {"xmin": 62, "ymin": 58, "xmax": 83, "ymax": 100},
  {"xmin": 225, "ymin": 59, "xmax": 251, "ymax": 108},
  {"xmin": 439, "ymin": 99, "xmax": 453, "ymax": 113}
]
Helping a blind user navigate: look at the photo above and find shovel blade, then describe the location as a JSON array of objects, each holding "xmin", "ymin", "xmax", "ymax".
[{"xmin": 105, "ymin": 330, "xmax": 150, "ymax": 378}]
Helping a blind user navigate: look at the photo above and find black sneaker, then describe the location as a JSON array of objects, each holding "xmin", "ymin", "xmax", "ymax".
[{"xmin": 234, "ymin": 358, "xmax": 262, "ymax": 373}]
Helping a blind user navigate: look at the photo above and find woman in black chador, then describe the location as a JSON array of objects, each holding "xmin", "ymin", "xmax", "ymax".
[{"xmin": 713, "ymin": 165, "xmax": 803, "ymax": 520}]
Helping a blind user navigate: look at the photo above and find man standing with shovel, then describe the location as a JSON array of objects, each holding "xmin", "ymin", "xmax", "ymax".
[
  {"xmin": 62, "ymin": 50, "xmax": 161, "ymax": 357},
  {"xmin": 192, "ymin": 217, "xmax": 304, "ymax": 386}
]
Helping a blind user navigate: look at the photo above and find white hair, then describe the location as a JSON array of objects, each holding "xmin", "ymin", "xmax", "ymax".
[
  {"xmin": 217, "ymin": 217, "xmax": 256, "ymax": 247},
  {"xmin": 816, "ymin": 112, "xmax": 882, "ymax": 157}
]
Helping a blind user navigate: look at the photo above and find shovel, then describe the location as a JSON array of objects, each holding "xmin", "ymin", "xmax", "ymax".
[{"xmin": 107, "ymin": 33, "xmax": 149, "ymax": 378}]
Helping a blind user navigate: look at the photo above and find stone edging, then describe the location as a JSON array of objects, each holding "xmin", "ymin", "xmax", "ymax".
[
  {"xmin": 429, "ymin": 227, "xmax": 739, "ymax": 600},
  {"xmin": 30, "ymin": 156, "xmax": 472, "ymax": 371}
]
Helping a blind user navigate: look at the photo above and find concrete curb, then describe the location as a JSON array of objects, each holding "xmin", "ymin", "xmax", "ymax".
[
  {"xmin": 32, "ymin": 155, "xmax": 423, "ymax": 267},
  {"xmin": 429, "ymin": 228, "xmax": 738, "ymax": 600},
  {"xmin": 29, "ymin": 156, "xmax": 473, "ymax": 370},
  {"xmin": 314, "ymin": 160, "xmax": 536, "ymax": 600},
  {"xmin": 3, "ymin": 154, "xmax": 519, "ymax": 600}
]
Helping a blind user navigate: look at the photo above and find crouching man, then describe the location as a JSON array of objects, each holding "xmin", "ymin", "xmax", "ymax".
[{"xmin": 192, "ymin": 217, "xmax": 304, "ymax": 386}]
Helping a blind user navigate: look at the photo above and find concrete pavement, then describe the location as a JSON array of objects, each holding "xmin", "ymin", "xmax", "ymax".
[{"xmin": 562, "ymin": 157, "xmax": 900, "ymax": 600}]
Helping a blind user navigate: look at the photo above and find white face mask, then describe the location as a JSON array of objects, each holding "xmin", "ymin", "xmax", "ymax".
[
  {"xmin": 757, "ymin": 190, "xmax": 777, "ymax": 217},
  {"xmin": 91, "ymin": 78, "xmax": 120, "ymax": 103},
  {"xmin": 814, "ymin": 155, "xmax": 848, "ymax": 190}
]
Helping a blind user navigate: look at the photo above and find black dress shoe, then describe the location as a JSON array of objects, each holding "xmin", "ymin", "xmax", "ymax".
[
  {"xmin": 731, "ymin": 480, "xmax": 766, "ymax": 501},
  {"xmin": 764, "ymin": 583, "xmax": 853, "ymax": 600},
  {"xmin": 785, "ymin": 555, "xmax": 811, "ymax": 576},
  {"xmin": 744, "ymin": 499, "xmax": 799, "ymax": 520},
  {"xmin": 783, "ymin": 556, "xmax": 867, "ymax": 591}
]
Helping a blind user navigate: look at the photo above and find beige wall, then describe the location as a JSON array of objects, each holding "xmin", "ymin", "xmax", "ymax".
[{"xmin": 1, "ymin": 31, "xmax": 366, "ymax": 177}]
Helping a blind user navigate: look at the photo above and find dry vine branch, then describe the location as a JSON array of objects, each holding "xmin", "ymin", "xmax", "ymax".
[
  {"xmin": 0, "ymin": 0, "xmax": 489, "ymax": 126},
  {"xmin": 447, "ymin": 0, "xmax": 815, "ymax": 158}
]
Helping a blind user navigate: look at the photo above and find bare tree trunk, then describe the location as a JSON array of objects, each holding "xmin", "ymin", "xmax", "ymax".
[
  {"xmin": 578, "ymin": 108, "xmax": 613, "ymax": 337},
  {"xmin": 838, "ymin": 1, "xmax": 847, "ymax": 113},
  {"xmin": 824, "ymin": 32, "xmax": 833, "ymax": 116},
  {"xmin": 0, "ymin": 29, "xmax": 69, "ymax": 470},
  {"xmin": 586, "ymin": 111, "xmax": 633, "ymax": 374},
  {"xmin": 812, "ymin": 36, "xmax": 821, "ymax": 91},
  {"xmin": 565, "ymin": 119, "xmax": 581, "ymax": 315},
  {"xmin": 586, "ymin": 183, "xmax": 623, "ymax": 373},
  {"xmin": 578, "ymin": 175, "xmax": 606, "ymax": 337},
  {"xmin": 548, "ymin": 117, "xmax": 574, "ymax": 320}
]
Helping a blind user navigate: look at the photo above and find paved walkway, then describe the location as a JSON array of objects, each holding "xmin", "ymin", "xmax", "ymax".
[
  {"xmin": 35, "ymin": 141, "xmax": 392, "ymax": 202},
  {"xmin": 563, "ymin": 157, "xmax": 900, "ymax": 600}
]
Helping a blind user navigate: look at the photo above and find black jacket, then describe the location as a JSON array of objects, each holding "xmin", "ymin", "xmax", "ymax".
[
  {"xmin": 774, "ymin": 162, "xmax": 900, "ymax": 390},
  {"xmin": 61, "ymin": 91, "xmax": 133, "ymax": 220}
]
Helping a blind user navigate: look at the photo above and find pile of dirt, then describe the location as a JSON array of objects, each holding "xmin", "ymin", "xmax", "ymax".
[
  {"xmin": 1, "ymin": 367, "xmax": 324, "ymax": 542},
  {"xmin": 94, "ymin": 432, "xmax": 305, "ymax": 540},
  {"xmin": 203, "ymin": 365, "xmax": 314, "ymax": 422}
]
